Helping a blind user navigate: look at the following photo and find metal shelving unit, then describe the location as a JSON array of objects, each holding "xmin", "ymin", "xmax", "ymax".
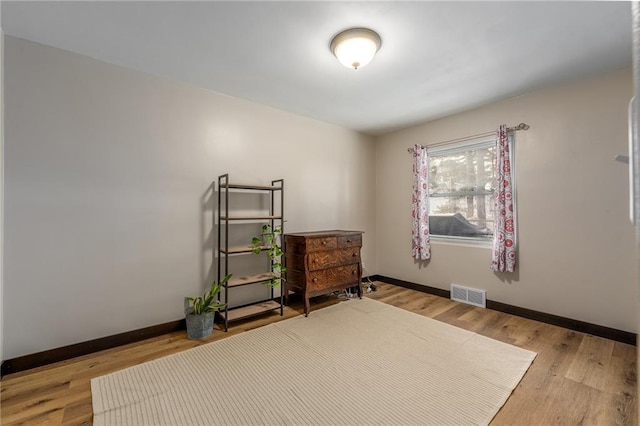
[{"xmin": 217, "ymin": 174, "xmax": 284, "ymax": 331}]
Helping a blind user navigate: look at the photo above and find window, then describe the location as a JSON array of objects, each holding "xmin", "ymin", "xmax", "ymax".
[{"xmin": 428, "ymin": 137, "xmax": 512, "ymax": 243}]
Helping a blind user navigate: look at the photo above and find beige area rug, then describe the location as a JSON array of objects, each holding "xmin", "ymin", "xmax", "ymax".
[{"xmin": 92, "ymin": 298, "xmax": 536, "ymax": 425}]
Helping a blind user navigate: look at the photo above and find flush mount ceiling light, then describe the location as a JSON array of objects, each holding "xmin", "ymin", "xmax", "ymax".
[{"xmin": 330, "ymin": 28, "xmax": 381, "ymax": 70}]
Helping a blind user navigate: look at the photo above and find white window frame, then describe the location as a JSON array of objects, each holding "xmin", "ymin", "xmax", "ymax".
[{"xmin": 427, "ymin": 135, "xmax": 516, "ymax": 247}]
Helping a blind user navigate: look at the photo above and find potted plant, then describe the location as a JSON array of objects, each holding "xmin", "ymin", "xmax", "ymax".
[
  {"xmin": 251, "ymin": 224, "xmax": 286, "ymax": 287},
  {"xmin": 184, "ymin": 275, "xmax": 230, "ymax": 339}
]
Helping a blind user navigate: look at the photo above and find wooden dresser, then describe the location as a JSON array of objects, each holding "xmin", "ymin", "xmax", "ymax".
[{"xmin": 284, "ymin": 230, "xmax": 363, "ymax": 316}]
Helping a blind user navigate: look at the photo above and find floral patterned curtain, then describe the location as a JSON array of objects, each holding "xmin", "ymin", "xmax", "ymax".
[
  {"xmin": 491, "ymin": 125, "xmax": 516, "ymax": 272},
  {"xmin": 412, "ymin": 144, "xmax": 431, "ymax": 260}
]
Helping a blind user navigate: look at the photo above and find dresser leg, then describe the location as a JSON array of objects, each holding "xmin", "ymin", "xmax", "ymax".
[{"xmin": 304, "ymin": 297, "xmax": 310, "ymax": 317}]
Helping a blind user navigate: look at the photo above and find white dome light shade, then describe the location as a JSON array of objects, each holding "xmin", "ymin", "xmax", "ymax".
[{"xmin": 330, "ymin": 28, "xmax": 381, "ymax": 70}]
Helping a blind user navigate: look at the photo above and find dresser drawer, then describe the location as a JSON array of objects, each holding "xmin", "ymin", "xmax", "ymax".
[
  {"xmin": 307, "ymin": 247, "xmax": 360, "ymax": 271},
  {"xmin": 338, "ymin": 234, "xmax": 362, "ymax": 248},
  {"xmin": 308, "ymin": 265, "xmax": 360, "ymax": 291},
  {"xmin": 307, "ymin": 237, "xmax": 338, "ymax": 252}
]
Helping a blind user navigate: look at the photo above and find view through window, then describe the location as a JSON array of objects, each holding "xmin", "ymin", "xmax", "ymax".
[{"xmin": 428, "ymin": 139, "xmax": 499, "ymax": 242}]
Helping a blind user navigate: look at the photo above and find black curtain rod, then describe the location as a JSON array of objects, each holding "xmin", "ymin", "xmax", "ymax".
[{"xmin": 407, "ymin": 122, "xmax": 530, "ymax": 153}]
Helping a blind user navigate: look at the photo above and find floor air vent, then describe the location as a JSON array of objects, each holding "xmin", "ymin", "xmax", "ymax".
[{"xmin": 450, "ymin": 284, "xmax": 486, "ymax": 308}]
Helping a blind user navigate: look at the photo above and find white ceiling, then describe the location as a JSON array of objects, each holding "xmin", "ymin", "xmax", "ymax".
[{"xmin": 1, "ymin": 1, "xmax": 633, "ymax": 135}]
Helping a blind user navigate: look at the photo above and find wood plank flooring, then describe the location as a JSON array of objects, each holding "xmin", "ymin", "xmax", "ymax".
[{"xmin": 1, "ymin": 282, "xmax": 636, "ymax": 425}]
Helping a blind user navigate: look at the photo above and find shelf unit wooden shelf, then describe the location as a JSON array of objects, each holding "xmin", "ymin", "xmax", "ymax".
[
  {"xmin": 220, "ymin": 183, "xmax": 282, "ymax": 191},
  {"xmin": 227, "ymin": 272, "xmax": 277, "ymax": 288},
  {"xmin": 225, "ymin": 300, "xmax": 281, "ymax": 322},
  {"xmin": 219, "ymin": 215, "xmax": 283, "ymax": 221},
  {"xmin": 219, "ymin": 244, "xmax": 269, "ymax": 255},
  {"xmin": 217, "ymin": 174, "xmax": 284, "ymax": 331}
]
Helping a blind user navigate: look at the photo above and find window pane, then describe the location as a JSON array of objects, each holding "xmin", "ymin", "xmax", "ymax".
[
  {"xmin": 428, "ymin": 143, "xmax": 495, "ymax": 239},
  {"xmin": 429, "ymin": 196, "xmax": 494, "ymax": 239},
  {"xmin": 429, "ymin": 144, "xmax": 495, "ymax": 194}
]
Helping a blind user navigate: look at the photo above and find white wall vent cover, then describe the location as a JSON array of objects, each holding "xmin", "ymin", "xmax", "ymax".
[{"xmin": 450, "ymin": 284, "xmax": 486, "ymax": 308}]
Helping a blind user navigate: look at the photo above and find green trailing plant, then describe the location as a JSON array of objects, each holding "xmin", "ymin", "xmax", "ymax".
[
  {"xmin": 251, "ymin": 224, "xmax": 286, "ymax": 288},
  {"xmin": 185, "ymin": 275, "xmax": 231, "ymax": 315}
]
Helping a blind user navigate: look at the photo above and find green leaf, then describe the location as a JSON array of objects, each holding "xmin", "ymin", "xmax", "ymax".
[{"xmin": 186, "ymin": 274, "xmax": 231, "ymax": 315}]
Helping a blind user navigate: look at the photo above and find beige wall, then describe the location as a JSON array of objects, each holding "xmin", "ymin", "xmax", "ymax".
[
  {"xmin": 3, "ymin": 36, "xmax": 376, "ymax": 359},
  {"xmin": 375, "ymin": 67, "xmax": 637, "ymax": 333}
]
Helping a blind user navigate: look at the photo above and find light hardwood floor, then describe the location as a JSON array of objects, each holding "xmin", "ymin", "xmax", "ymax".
[{"xmin": 1, "ymin": 282, "xmax": 636, "ymax": 425}]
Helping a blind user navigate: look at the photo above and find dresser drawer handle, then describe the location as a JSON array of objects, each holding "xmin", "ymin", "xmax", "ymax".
[
  {"xmin": 352, "ymin": 253, "xmax": 357, "ymax": 257},
  {"xmin": 351, "ymin": 270, "xmax": 356, "ymax": 275},
  {"xmin": 347, "ymin": 239, "xmax": 351, "ymax": 243},
  {"xmin": 322, "ymin": 241, "xmax": 327, "ymax": 245},
  {"xmin": 312, "ymin": 278, "xmax": 318, "ymax": 283}
]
